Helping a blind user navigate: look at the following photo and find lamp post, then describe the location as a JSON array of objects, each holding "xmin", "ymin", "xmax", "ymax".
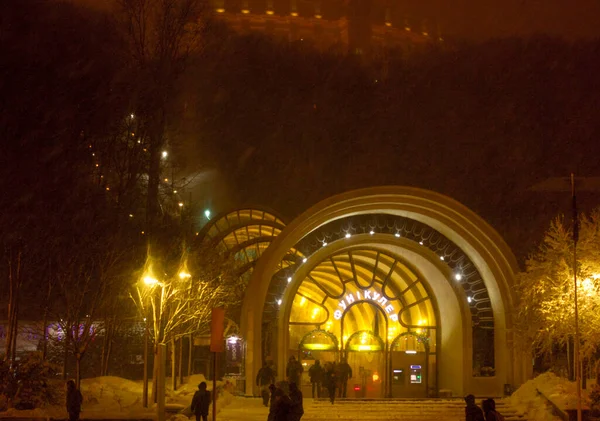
[
  {"xmin": 142, "ymin": 275, "xmax": 159, "ymax": 406},
  {"xmin": 143, "ymin": 316, "xmax": 149, "ymax": 408}
]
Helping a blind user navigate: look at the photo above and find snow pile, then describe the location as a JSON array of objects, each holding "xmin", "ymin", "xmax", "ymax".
[
  {"xmin": 82, "ymin": 376, "xmax": 144, "ymax": 412},
  {"xmin": 509, "ymin": 372, "xmax": 588, "ymax": 421},
  {"xmin": 1, "ymin": 375, "xmax": 235, "ymax": 419}
]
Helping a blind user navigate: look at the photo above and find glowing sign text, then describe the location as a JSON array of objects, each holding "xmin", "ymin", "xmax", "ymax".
[{"xmin": 333, "ymin": 289, "xmax": 398, "ymax": 322}]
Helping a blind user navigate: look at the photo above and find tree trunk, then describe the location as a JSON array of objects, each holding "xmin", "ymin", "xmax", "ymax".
[
  {"xmin": 76, "ymin": 353, "xmax": 82, "ymax": 389},
  {"xmin": 171, "ymin": 338, "xmax": 177, "ymax": 391},
  {"xmin": 100, "ymin": 320, "xmax": 109, "ymax": 376},
  {"xmin": 42, "ymin": 261, "xmax": 52, "ymax": 361},
  {"xmin": 188, "ymin": 334, "xmax": 193, "ymax": 377},
  {"xmin": 179, "ymin": 336, "xmax": 184, "ymax": 385},
  {"xmin": 582, "ymin": 358, "xmax": 588, "ymax": 390},
  {"xmin": 5, "ymin": 246, "xmax": 22, "ymax": 363},
  {"xmin": 567, "ymin": 339, "xmax": 573, "ymax": 381},
  {"xmin": 104, "ymin": 327, "xmax": 113, "ymax": 376},
  {"xmin": 152, "ymin": 348, "xmax": 158, "ymax": 404},
  {"xmin": 63, "ymin": 329, "xmax": 70, "ymax": 380}
]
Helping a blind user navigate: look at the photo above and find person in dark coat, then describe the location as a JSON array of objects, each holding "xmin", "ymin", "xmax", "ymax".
[
  {"xmin": 308, "ymin": 360, "xmax": 324, "ymax": 398},
  {"xmin": 267, "ymin": 384, "xmax": 277, "ymax": 421},
  {"xmin": 257, "ymin": 362, "xmax": 276, "ymax": 406},
  {"xmin": 465, "ymin": 394, "xmax": 485, "ymax": 421},
  {"xmin": 66, "ymin": 380, "xmax": 83, "ymax": 421},
  {"xmin": 286, "ymin": 356, "xmax": 303, "ymax": 385},
  {"xmin": 270, "ymin": 388, "xmax": 291, "ymax": 421},
  {"xmin": 336, "ymin": 358, "xmax": 352, "ymax": 398},
  {"xmin": 191, "ymin": 382, "xmax": 211, "ymax": 421},
  {"xmin": 288, "ymin": 382, "xmax": 304, "ymax": 421},
  {"xmin": 323, "ymin": 363, "xmax": 337, "ymax": 405},
  {"xmin": 483, "ymin": 398, "xmax": 504, "ymax": 421}
]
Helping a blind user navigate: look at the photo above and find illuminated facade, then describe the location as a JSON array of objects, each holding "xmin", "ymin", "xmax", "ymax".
[
  {"xmin": 204, "ymin": 187, "xmax": 529, "ymax": 398},
  {"xmin": 210, "ymin": 0, "xmax": 440, "ymax": 54}
]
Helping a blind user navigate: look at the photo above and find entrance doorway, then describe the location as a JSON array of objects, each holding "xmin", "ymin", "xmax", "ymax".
[{"xmin": 345, "ymin": 330, "xmax": 385, "ymax": 398}]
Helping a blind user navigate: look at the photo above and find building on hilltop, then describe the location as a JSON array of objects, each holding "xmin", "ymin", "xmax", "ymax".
[{"xmin": 210, "ymin": 0, "xmax": 442, "ymax": 54}]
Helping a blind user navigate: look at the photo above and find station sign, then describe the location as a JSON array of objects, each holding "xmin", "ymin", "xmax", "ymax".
[{"xmin": 333, "ymin": 288, "xmax": 398, "ymax": 322}]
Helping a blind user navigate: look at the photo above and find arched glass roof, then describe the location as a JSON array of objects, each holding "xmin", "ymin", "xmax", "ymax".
[{"xmin": 200, "ymin": 208, "xmax": 299, "ymax": 282}]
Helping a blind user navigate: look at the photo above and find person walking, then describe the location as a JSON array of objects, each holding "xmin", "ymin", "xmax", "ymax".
[
  {"xmin": 288, "ymin": 382, "xmax": 304, "ymax": 421},
  {"xmin": 464, "ymin": 394, "xmax": 485, "ymax": 421},
  {"xmin": 257, "ymin": 361, "xmax": 276, "ymax": 407},
  {"xmin": 483, "ymin": 398, "xmax": 504, "ymax": 421},
  {"xmin": 191, "ymin": 382, "xmax": 211, "ymax": 421},
  {"xmin": 66, "ymin": 380, "xmax": 83, "ymax": 421},
  {"xmin": 336, "ymin": 358, "xmax": 352, "ymax": 398},
  {"xmin": 308, "ymin": 360, "xmax": 324, "ymax": 398},
  {"xmin": 286, "ymin": 355, "xmax": 303, "ymax": 386},
  {"xmin": 323, "ymin": 363, "xmax": 337, "ymax": 405}
]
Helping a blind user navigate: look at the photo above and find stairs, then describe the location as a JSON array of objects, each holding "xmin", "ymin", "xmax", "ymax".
[{"xmin": 303, "ymin": 398, "xmax": 528, "ymax": 421}]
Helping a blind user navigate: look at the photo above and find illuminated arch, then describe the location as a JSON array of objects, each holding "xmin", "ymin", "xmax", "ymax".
[{"xmin": 241, "ymin": 186, "xmax": 521, "ymax": 397}]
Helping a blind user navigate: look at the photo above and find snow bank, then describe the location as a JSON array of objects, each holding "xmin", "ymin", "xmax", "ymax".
[
  {"xmin": 0, "ymin": 375, "xmax": 234, "ymax": 419},
  {"xmin": 509, "ymin": 372, "xmax": 589, "ymax": 421}
]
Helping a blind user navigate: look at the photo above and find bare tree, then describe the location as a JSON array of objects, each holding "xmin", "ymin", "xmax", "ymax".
[{"xmin": 118, "ymin": 0, "xmax": 204, "ymax": 231}]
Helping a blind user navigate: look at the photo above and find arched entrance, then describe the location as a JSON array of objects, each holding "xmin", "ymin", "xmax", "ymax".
[
  {"xmin": 240, "ymin": 187, "xmax": 525, "ymax": 398},
  {"xmin": 286, "ymin": 247, "xmax": 440, "ymax": 397}
]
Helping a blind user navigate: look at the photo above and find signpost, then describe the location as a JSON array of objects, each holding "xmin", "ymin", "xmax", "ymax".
[{"xmin": 210, "ymin": 308, "xmax": 225, "ymax": 421}]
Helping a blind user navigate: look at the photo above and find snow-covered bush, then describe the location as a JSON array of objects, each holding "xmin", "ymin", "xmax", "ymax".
[{"xmin": 0, "ymin": 353, "xmax": 60, "ymax": 410}]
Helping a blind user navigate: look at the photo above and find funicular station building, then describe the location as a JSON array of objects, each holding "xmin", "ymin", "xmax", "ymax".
[{"xmin": 200, "ymin": 187, "xmax": 530, "ymax": 398}]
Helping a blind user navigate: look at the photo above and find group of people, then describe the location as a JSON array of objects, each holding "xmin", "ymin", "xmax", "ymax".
[
  {"xmin": 465, "ymin": 395, "xmax": 505, "ymax": 421},
  {"xmin": 256, "ymin": 359, "xmax": 304, "ymax": 420},
  {"xmin": 257, "ymin": 355, "xmax": 353, "ymax": 408},
  {"xmin": 307, "ymin": 359, "xmax": 353, "ymax": 403}
]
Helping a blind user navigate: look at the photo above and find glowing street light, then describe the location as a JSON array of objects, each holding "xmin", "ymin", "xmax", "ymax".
[
  {"xmin": 143, "ymin": 276, "xmax": 159, "ymax": 286},
  {"xmin": 179, "ymin": 272, "xmax": 191, "ymax": 280},
  {"xmin": 204, "ymin": 209, "xmax": 211, "ymax": 219},
  {"xmin": 455, "ymin": 274, "xmax": 463, "ymax": 281},
  {"xmin": 162, "ymin": 151, "xmax": 168, "ymax": 158},
  {"xmin": 178, "ymin": 202, "xmax": 184, "ymax": 208}
]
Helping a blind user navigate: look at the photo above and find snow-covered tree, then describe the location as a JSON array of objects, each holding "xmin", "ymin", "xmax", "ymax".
[
  {"xmin": 516, "ymin": 209, "xmax": 600, "ymax": 374},
  {"xmin": 131, "ymin": 243, "xmax": 243, "ymax": 398}
]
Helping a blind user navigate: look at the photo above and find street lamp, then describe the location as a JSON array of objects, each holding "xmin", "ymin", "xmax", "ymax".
[
  {"xmin": 144, "ymin": 276, "xmax": 159, "ymax": 286},
  {"xmin": 143, "ymin": 316, "xmax": 149, "ymax": 408}
]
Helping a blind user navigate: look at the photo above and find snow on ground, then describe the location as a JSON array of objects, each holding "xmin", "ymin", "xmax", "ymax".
[
  {"xmin": 508, "ymin": 372, "xmax": 588, "ymax": 421},
  {"xmin": 0, "ymin": 375, "xmax": 234, "ymax": 419}
]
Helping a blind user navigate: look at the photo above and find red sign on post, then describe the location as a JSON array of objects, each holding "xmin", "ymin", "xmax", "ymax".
[{"xmin": 210, "ymin": 307, "xmax": 225, "ymax": 353}]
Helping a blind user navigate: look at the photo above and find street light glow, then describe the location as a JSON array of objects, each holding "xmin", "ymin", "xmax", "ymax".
[
  {"xmin": 143, "ymin": 276, "xmax": 158, "ymax": 286},
  {"xmin": 179, "ymin": 272, "xmax": 191, "ymax": 279},
  {"xmin": 204, "ymin": 209, "xmax": 211, "ymax": 219},
  {"xmin": 178, "ymin": 202, "xmax": 184, "ymax": 207},
  {"xmin": 455, "ymin": 274, "xmax": 463, "ymax": 281},
  {"xmin": 162, "ymin": 151, "xmax": 168, "ymax": 158}
]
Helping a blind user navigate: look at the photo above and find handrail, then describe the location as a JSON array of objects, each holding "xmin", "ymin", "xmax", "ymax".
[{"xmin": 536, "ymin": 388, "xmax": 569, "ymax": 421}]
